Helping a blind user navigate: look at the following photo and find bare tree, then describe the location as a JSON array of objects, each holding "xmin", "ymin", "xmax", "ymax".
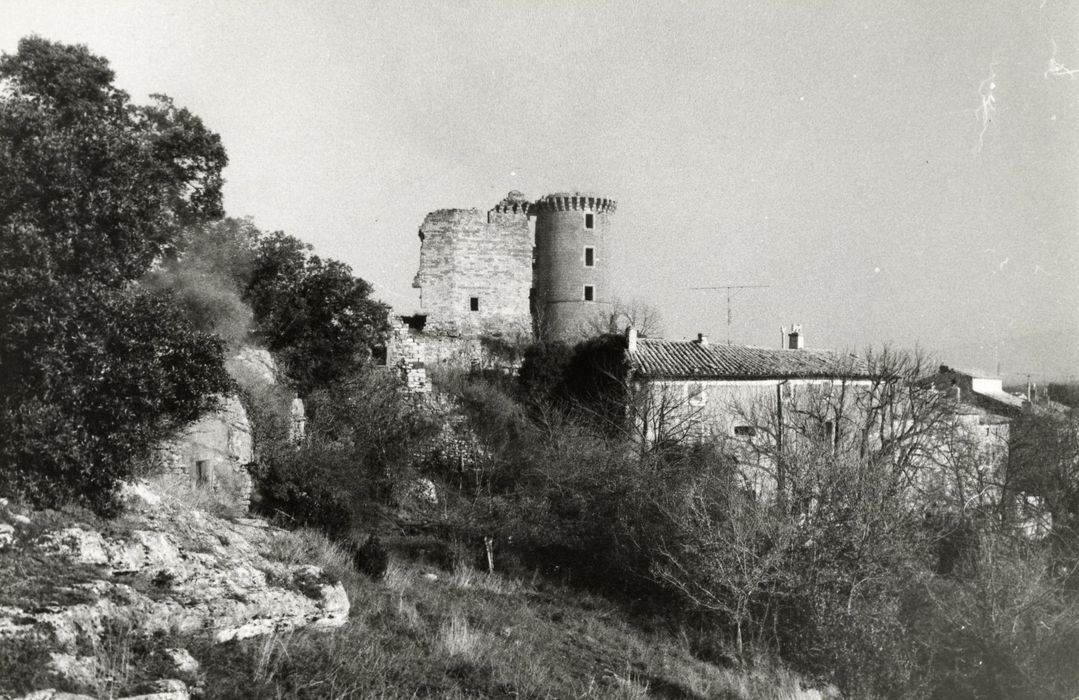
[
  {"xmin": 653, "ymin": 470, "xmax": 795, "ymax": 657},
  {"xmin": 582, "ymin": 296, "xmax": 664, "ymax": 338}
]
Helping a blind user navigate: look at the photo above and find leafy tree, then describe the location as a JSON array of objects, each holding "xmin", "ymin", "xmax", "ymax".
[
  {"xmin": 0, "ymin": 37, "xmax": 226, "ymax": 282},
  {"xmin": 517, "ymin": 340, "xmax": 573, "ymax": 405},
  {"xmin": 244, "ymin": 231, "xmax": 390, "ymax": 395},
  {"xmin": 0, "ymin": 37, "xmax": 231, "ymax": 513}
]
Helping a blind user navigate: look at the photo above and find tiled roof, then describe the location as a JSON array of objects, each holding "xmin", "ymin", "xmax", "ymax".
[{"xmin": 630, "ymin": 339, "xmax": 869, "ymax": 381}]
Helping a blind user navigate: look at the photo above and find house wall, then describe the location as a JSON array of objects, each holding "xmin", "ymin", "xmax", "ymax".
[
  {"xmin": 153, "ymin": 395, "xmax": 254, "ymax": 508},
  {"xmin": 632, "ymin": 377, "xmax": 868, "ymax": 444}
]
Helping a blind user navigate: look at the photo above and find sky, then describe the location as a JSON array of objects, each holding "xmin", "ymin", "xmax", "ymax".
[{"xmin": 3, "ymin": 1, "xmax": 1078, "ymax": 380}]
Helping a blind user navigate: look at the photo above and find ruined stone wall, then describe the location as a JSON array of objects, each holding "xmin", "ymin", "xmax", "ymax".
[
  {"xmin": 152, "ymin": 395, "xmax": 254, "ymax": 508},
  {"xmin": 411, "ymin": 192, "xmax": 533, "ymax": 340},
  {"xmin": 150, "ymin": 346, "xmax": 307, "ymax": 511},
  {"xmin": 386, "ymin": 316, "xmax": 430, "ymax": 393}
]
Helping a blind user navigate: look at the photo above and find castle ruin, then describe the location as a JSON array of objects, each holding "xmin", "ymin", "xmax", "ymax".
[{"xmin": 404, "ymin": 190, "xmax": 617, "ymax": 371}]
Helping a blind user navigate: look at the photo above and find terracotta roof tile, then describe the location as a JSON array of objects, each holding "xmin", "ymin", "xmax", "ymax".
[{"xmin": 630, "ymin": 339, "xmax": 868, "ymax": 380}]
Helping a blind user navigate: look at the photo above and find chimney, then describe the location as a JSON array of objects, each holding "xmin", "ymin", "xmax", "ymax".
[
  {"xmin": 696, "ymin": 333, "xmax": 708, "ymax": 346},
  {"xmin": 626, "ymin": 326, "xmax": 638, "ymax": 353},
  {"xmin": 787, "ymin": 324, "xmax": 804, "ymax": 350}
]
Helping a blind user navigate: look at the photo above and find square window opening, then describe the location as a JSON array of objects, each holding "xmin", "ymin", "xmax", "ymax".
[
  {"xmin": 584, "ymin": 246, "xmax": 595, "ymax": 267},
  {"xmin": 584, "ymin": 213, "xmax": 594, "ymax": 230},
  {"xmin": 583, "ymin": 285, "xmax": 594, "ymax": 302},
  {"xmin": 469, "ymin": 296, "xmax": 479, "ymax": 312},
  {"xmin": 688, "ymin": 382, "xmax": 707, "ymax": 406}
]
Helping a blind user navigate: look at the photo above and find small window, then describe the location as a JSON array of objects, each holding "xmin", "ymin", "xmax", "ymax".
[
  {"xmin": 688, "ymin": 383, "xmax": 707, "ymax": 406},
  {"xmin": 734, "ymin": 425, "xmax": 756, "ymax": 437},
  {"xmin": 584, "ymin": 246, "xmax": 595, "ymax": 267},
  {"xmin": 469, "ymin": 296, "xmax": 479, "ymax": 312},
  {"xmin": 372, "ymin": 345, "xmax": 388, "ymax": 366},
  {"xmin": 195, "ymin": 460, "xmax": 210, "ymax": 487},
  {"xmin": 584, "ymin": 212, "xmax": 594, "ymax": 230},
  {"xmin": 583, "ymin": 285, "xmax": 594, "ymax": 301}
]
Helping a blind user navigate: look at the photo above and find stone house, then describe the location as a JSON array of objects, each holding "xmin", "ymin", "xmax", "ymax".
[
  {"xmin": 152, "ymin": 395, "xmax": 254, "ymax": 508},
  {"xmin": 152, "ymin": 347, "xmax": 304, "ymax": 511},
  {"xmin": 625, "ymin": 326, "xmax": 872, "ymax": 451}
]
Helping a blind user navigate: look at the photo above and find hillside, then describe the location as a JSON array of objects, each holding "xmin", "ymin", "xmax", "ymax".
[{"xmin": 0, "ymin": 481, "xmax": 829, "ymax": 700}]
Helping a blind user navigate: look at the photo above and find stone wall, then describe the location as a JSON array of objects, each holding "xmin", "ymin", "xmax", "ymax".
[
  {"xmin": 152, "ymin": 395, "xmax": 254, "ymax": 508},
  {"xmin": 151, "ymin": 346, "xmax": 306, "ymax": 512},
  {"xmin": 386, "ymin": 316, "xmax": 430, "ymax": 393},
  {"xmin": 411, "ymin": 191, "xmax": 533, "ymax": 340}
]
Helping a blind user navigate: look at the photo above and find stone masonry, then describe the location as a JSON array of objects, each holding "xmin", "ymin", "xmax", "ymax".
[
  {"xmin": 152, "ymin": 395, "xmax": 254, "ymax": 508},
  {"xmin": 412, "ymin": 191, "xmax": 533, "ymax": 340}
]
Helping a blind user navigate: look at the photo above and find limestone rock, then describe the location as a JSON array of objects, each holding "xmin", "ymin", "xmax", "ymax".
[
  {"xmin": 2, "ymin": 480, "xmax": 350, "ymax": 694},
  {"xmin": 0, "ymin": 522, "xmax": 14, "ymax": 549},
  {"xmin": 226, "ymin": 346, "xmax": 277, "ymax": 389},
  {"xmin": 163, "ymin": 647, "xmax": 199, "ymax": 681},
  {"xmin": 46, "ymin": 653, "xmax": 97, "ymax": 688}
]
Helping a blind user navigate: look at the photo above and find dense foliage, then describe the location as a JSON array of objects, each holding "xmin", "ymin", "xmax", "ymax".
[
  {"xmin": 244, "ymin": 231, "xmax": 390, "ymax": 396},
  {"xmin": 0, "ymin": 37, "xmax": 232, "ymax": 513},
  {"xmin": 151, "ymin": 220, "xmax": 391, "ymax": 396}
]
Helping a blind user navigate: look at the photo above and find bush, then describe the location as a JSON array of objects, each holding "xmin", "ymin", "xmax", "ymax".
[
  {"xmin": 0, "ymin": 280, "xmax": 231, "ymax": 514},
  {"xmin": 353, "ymin": 534, "xmax": 389, "ymax": 581},
  {"xmin": 251, "ymin": 441, "xmax": 354, "ymax": 538}
]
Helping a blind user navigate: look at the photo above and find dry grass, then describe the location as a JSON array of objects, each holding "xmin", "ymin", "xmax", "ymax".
[
  {"xmin": 437, "ymin": 610, "xmax": 488, "ymax": 659},
  {"xmin": 145, "ymin": 475, "xmax": 244, "ymax": 519},
  {"xmin": 263, "ymin": 526, "xmax": 357, "ymax": 589},
  {"xmin": 448, "ymin": 563, "xmax": 520, "ymax": 595},
  {"xmin": 189, "ymin": 550, "xmax": 827, "ymax": 699},
  {"xmin": 382, "ymin": 562, "xmax": 413, "ymax": 592}
]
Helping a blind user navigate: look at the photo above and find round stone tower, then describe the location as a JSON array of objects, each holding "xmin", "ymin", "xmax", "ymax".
[{"xmin": 531, "ymin": 192, "xmax": 617, "ymax": 342}]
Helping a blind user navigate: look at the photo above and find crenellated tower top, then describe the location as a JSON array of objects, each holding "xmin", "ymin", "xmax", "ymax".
[
  {"xmin": 490, "ymin": 190, "xmax": 532, "ymax": 216},
  {"xmin": 531, "ymin": 192, "xmax": 617, "ymax": 214}
]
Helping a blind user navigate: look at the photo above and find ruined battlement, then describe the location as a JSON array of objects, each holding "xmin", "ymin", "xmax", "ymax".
[
  {"xmin": 406, "ymin": 187, "xmax": 617, "ymax": 355},
  {"xmin": 532, "ymin": 192, "xmax": 617, "ymax": 214},
  {"xmin": 412, "ymin": 192, "xmax": 533, "ymax": 338},
  {"xmin": 489, "ymin": 190, "xmax": 532, "ymax": 218}
]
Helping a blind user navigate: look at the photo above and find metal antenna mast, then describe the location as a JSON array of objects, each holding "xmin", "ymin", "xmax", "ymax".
[{"xmin": 690, "ymin": 284, "xmax": 770, "ymax": 345}]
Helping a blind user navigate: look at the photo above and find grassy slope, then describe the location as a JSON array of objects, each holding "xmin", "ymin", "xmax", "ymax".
[
  {"xmin": 195, "ymin": 529, "xmax": 825, "ymax": 700},
  {"xmin": 0, "ymin": 495, "xmax": 825, "ymax": 699}
]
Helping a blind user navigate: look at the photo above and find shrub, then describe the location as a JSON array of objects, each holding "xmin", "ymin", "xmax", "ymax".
[
  {"xmin": 0, "ymin": 281, "xmax": 231, "ymax": 515},
  {"xmin": 251, "ymin": 441, "xmax": 354, "ymax": 538},
  {"xmin": 353, "ymin": 534, "xmax": 389, "ymax": 581}
]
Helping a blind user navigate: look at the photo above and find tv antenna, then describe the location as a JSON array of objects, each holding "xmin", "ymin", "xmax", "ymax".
[{"xmin": 689, "ymin": 284, "xmax": 770, "ymax": 345}]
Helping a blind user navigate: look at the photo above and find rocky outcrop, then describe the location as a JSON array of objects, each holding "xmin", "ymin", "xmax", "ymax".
[{"xmin": 0, "ymin": 483, "xmax": 348, "ymax": 698}]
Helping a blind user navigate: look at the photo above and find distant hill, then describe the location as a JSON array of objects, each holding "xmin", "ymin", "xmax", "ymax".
[{"xmin": 936, "ymin": 327, "xmax": 1079, "ymax": 383}]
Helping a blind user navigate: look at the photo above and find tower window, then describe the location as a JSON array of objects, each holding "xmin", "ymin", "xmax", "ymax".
[
  {"xmin": 584, "ymin": 213, "xmax": 594, "ymax": 230},
  {"xmin": 734, "ymin": 425, "xmax": 756, "ymax": 437},
  {"xmin": 469, "ymin": 296, "xmax": 479, "ymax": 312},
  {"xmin": 583, "ymin": 285, "xmax": 594, "ymax": 301},
  {"xmin": 584, "ymin": 246, "xmax": 595, "ymax": 267}
]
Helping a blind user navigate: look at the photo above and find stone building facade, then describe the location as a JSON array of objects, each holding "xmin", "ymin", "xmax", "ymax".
[
  {"xmin": 151, "ymin": 347, "xmax": 305, "ymax": 510},
  {"xmin": 532, "ymin": 192, "xmax": 617, "ymax": 342},
  {"xmin": 408, "ymin": 189, "xmax": 617, "ymax": 356},
  {"xmin": 152, "ymin": 395, "xmax": 255, "ymax": 508},
  {"xmin": 412, "ymin": 191, "xmax": 534, "ymax": 340}
]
